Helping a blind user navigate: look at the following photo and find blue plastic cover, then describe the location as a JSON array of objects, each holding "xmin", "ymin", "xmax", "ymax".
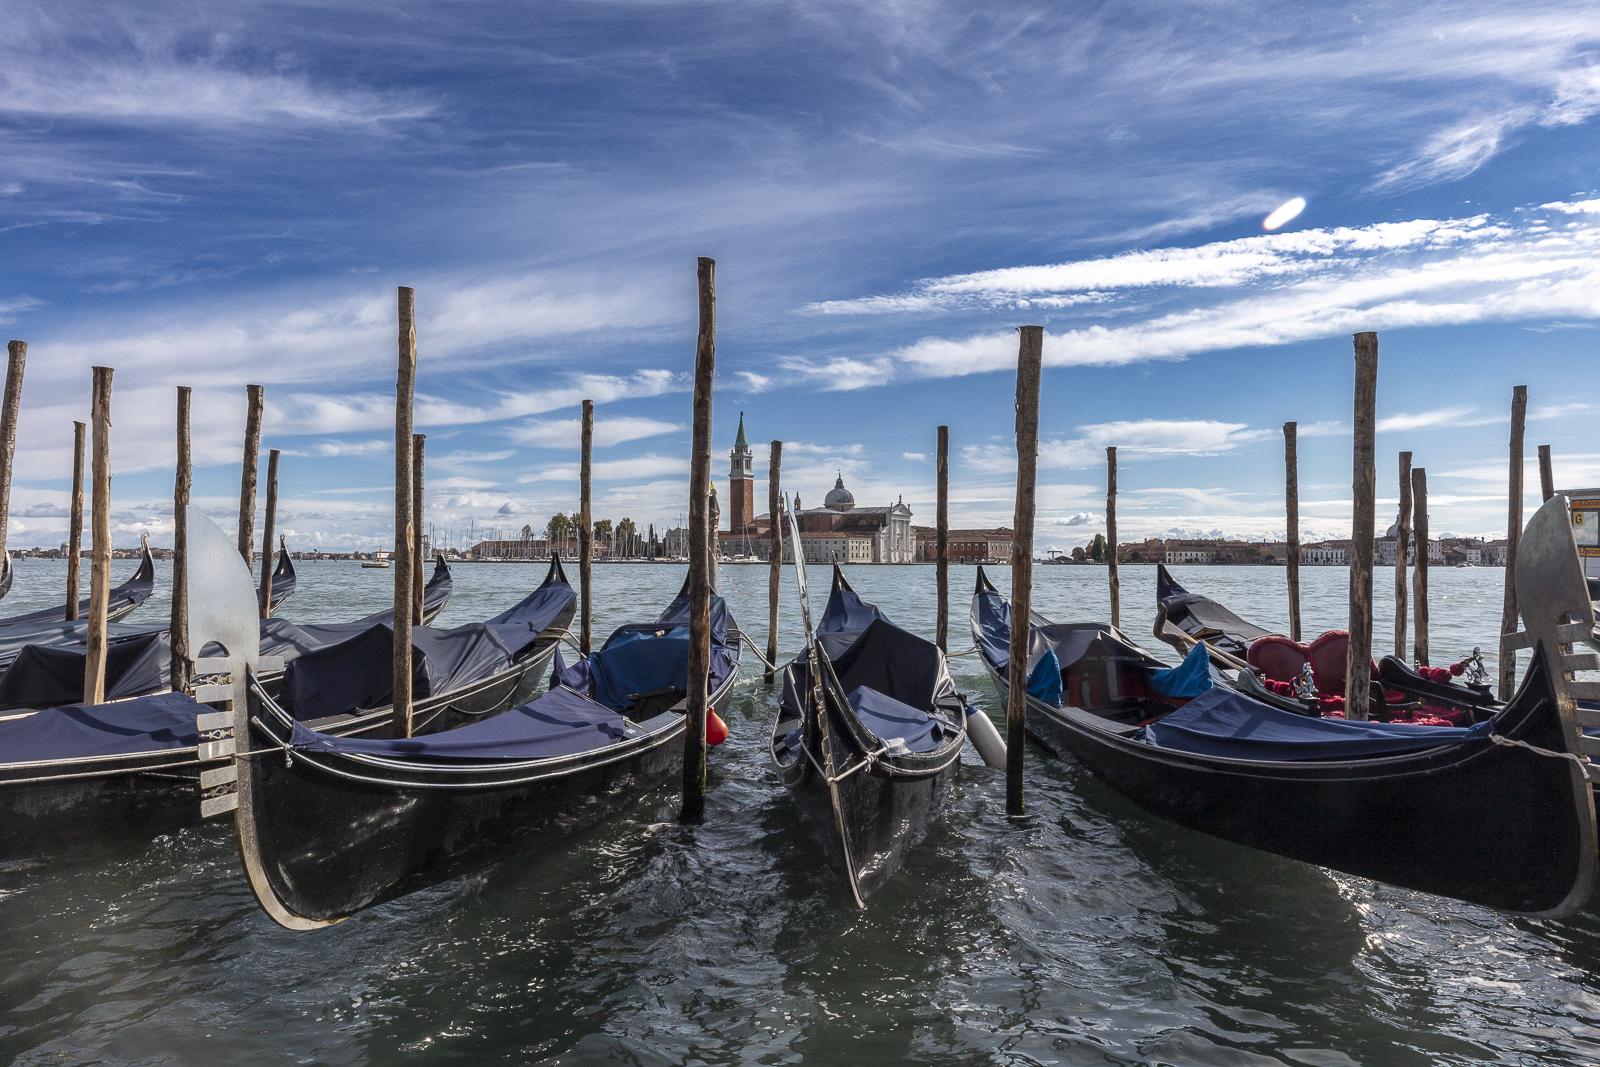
[
  {"xmin": 1026, "ymin": 647, "xmax": 1063, "ymax": 706},
  {"xmin": 847, "ymin": 685, "xmax": 944, "ymax": 753},
  {"xmin": 1148, "ymin": 643, "xmax": 1215, "ymax": 699},
  {"xmin": 554, "ymin": 586, "xmax": 737, "ymax": 712},
  {"xmin": 0, "ymin": 631, "xmax": 169, "ymax": 710},
  {"xmin": 0, "ymin": 691, "xmax": 202, "ymax": 764},
  {"xmin": 0, "ymin": 546, "xmax": 155, "ymax": 632},
  {"xmin": 289, "ymin": 684, "xmax": 628, "ymax": 761},
  {"xmin": 1140, "ymin": 686, "xmax": 1492, "ymax": 761},
  {"xmin": 820, "ymin": 571, "xmax": 888, "ymax": 635}
]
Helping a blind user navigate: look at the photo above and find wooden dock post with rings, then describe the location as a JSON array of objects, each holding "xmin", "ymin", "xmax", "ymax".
[
  {"xmin": 1106, "ymin": 445, "xmax": 1119, "ymax": 630},
  {"xmin": 1007, "ymin": 325, "xmax": 1043, "ymax": 819},
  {"xmin": 1344, "ymin": 332, "xmax": 1378, "ymax": 721},
  {"xmin": 1538, "ymin": 444, "xmax": 1554, "ymax": 502},
  {"xmin": 681, "ymin": 256, "xmax": 716, "ymax": 824},
  {"xmin": 580, "ymin": 399, "xmax": 593, "ymax": 655},
  {"xmin": 936, "ymin": 426, "xmax": 950, "ymax": 652},
  {"xmin": 765, "ymin": 439, "xmax": 783, "ymax": 685},
  {"xmin": 412, "ymin": 433, "xmax": 425, "ymax": 624},
  {"xmin": 1395, "ymin": 450, "xmax": 1412, "ymax": 660},
  {"xmin": 1412, "ymin": 466, "xmax": 1430, "ymax": 666},
  {"xmin": 237, "ymin": 384, "xmax": 264, "ymax": 565},
  {"xmin": 171, "ymin": 387, "xmax": 191, "ymax": 692},
  {"xmin": 392, "ymin": 287, "xmax": 417, "ymax": 738},
  {"xmin": 84, "ymin": 366, "xmax": 114, "ymax": 707},
  {"xmin": 1284, "ymin": 421, "xmax": 1301, "ymax": 642},
  {"xmin": 66, "ymin": 421, "xmax": 85, "ymax": 621},
  {"xmin": 0, "ymin": 341, "xmax": 26, "ymax": 583},
  {"xmin": 1498, "ymin": 385, "xmax": 1527, "ymax": 701}
]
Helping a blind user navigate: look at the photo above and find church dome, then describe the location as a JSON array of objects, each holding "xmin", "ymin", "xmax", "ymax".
[{"xmin": 825, "ymin": 473, "xmax": 854, "ymax": 511}]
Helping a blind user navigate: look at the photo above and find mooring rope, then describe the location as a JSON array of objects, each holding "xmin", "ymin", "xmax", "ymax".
[{"xmin": 1488, "ymin": 731, "xmax": 1596, "ymax": 776}]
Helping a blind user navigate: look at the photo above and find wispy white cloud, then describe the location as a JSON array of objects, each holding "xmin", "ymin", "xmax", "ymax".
[{"xmin": 508, "ymin": 415, "xmax": 681, "ymax": 449}]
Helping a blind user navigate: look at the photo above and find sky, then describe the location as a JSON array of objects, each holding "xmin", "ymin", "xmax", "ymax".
[{"xmin": 2, "ymin": 0, "xmax": 1599, "ymax": 553}]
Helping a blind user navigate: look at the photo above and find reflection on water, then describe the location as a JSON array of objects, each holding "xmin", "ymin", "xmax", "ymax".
[{"xmin": 0, "ymin": 559, "xmax": 1595, "ymax": 1064}]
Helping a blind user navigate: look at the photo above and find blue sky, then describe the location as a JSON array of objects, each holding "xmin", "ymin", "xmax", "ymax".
[{"xmin": 2, "ymin": 0, "xmax": 1599, "ymax": 551}]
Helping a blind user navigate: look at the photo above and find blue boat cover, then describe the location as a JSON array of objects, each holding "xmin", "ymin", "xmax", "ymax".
[
  {"xmin": 0, "ymin": 690, "xmax": 202, "ymax": 764},
  {"xmin": 289, "ymin": 684, "xmax": 628, "ymax": 761},
  {"xmin": 1026, "ymin": 648, "xmax": 1063, "ymax": 706},
  {"xmin": 553, "ymin": 584, "xmax": 737, "ymax": 711},
  {"xmin": 973, "ymin": 576, "xmax": 1158, "ymax": 699},
  {"xmin": 0, "ymin": 545, "xmax": 156, "ymax": 633},
  {"xmin": 256, "ymin": 555, "xmax": 453, "ymax": 663},
  {"xmin": 1148, "ymin": 643, "xmax": 1215, "ymax": 699},
  {"xmin": 1140, "ymin": 686, "xmax": 1492, "ymax": 761},
  {"xmin": 0, "ymin": 631, "xmax": 170, "ymax": 710},
  {"xmin": 820, "ymin": 571, "xmax": 889, "ymax": 635},
  {"xmin": 847, "ymin": 685, "xmax": 944, "ymax": 753}
]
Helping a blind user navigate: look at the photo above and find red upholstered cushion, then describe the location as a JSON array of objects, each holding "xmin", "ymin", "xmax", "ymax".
[
  {"xmin": 1247, "ymin": 634, "xmax": 1309, "ymax": 683},
  {"xmin": 1306, "ymin": 630, "xmax": 1379, "ymax": 696}
]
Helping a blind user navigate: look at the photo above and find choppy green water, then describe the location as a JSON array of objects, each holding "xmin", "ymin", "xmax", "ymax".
[{"xmin": 2, "ymin": 559, "xmax": 1597, "ymax": 1065}]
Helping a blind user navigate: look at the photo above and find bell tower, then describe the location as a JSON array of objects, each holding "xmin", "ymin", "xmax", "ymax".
[{"xmin": 729, "ymin": 411, "xmax": 754, "ymax": 532}]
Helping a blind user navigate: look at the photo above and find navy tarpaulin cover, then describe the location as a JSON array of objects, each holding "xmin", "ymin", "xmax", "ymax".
[
  {"xmin": 847, "ymin": 685, "xmax": 943, "ymax": 753},
  {"xmin": 0, "ymin": 691, "xmax": 202, "ymax": 764},
  {"xmin": 820, "ymin": 571, "xmax": 888, "ymax": 635},
  {"xmin": 555, "ymin": 584, "xmax": 736, "ymax": 711},
  {"xmin": 290, "ymin": 685, "xmax": 628, "ymax": 761},
  {"xmin": 973, "ymin": 573, "xmax": 1155, "ymax": 686},
  {"xmin": 1026, "ymin": 648, "xmax": 1062, "ymax": 706},
  {"xmin": 0, "ymin": 546, "xmax": 156, "ymax": 632},
  {"xmin": 255, "ymin": 557, "xmax": 455, "ymax": 664},
  {"xmin": 482, "ymin": 575, "xmax": 577, "ymax": 659},
  {"xmin": 0, "ymin": 632, "xmax": 169, "ymax": 710},
  {"xmin": 1148, "ymin": 643, "xmax": 1214, "ymax": 699},
  {"xmin": 1140, "ymin": 686, "xmax": 1491, "ymax": 761}
]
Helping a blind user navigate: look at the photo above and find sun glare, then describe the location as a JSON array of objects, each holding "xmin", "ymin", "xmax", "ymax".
[{"xmin": 1262, "ymin": 196, "xmax": 1307, "ymax": 231}]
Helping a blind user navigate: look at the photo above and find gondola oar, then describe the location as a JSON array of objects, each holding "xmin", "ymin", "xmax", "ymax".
[{"xmin": 783, "ymin": 493, "xmax": 865, "ymax": 909}]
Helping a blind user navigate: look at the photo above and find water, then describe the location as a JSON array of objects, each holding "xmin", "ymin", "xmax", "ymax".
[{"xmin": 2, "ymin": 558, "xmax": 1598, "ymax": 1065}]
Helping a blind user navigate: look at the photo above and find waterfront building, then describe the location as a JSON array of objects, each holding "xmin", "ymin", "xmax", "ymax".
[
  {"xmin": 1302, "ymin": 540, "xmax": 1349, "ymax": 565},
  {"xmin": 912, "ymin": 526, "xmax": 1013, "ymax": 563}
]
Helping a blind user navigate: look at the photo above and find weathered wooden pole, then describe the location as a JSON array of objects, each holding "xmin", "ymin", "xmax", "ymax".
[
  {"xmin": 1411, "ymin": 467, "xmax": 1430, "ymax": 666},
  {"xmin": 1007, "ymin": 325, "xmax": 1043, "ymax": 819},
  {"xmin": 681, "ymin": 256, "xmax": 716, "ymax": 824},
  {"xmin": 1498, "ymin": 384, "xmax": 1527, "ymax": 701},
  {"xmin": 236, "ymin": 384, "xmax": 264, "ymax": 565},
  {"xmin": 392, "ymin": 288, "xmax": 417, "ymax": 738},
  {"xmin": 765, "ymin": 439, "xmax": 783, "ymax": 685},
  {"xmin": 257, "ymin": 449, "xmax": 280, "ymax": 619},
  {"xmin": 65, "ymin": 421, "xmax": 85, "ymax": 621},
  {"xmin": 1538, "ymin": 444, "xmax": 1555, "ymax": 502},
  {"xmin": 0, "ymin": 341, "xmax": 27, "ymax": 573},
  {"xmin": 935, "ymin": 425, "xmax": 950, "ymax": 652},
  {"xmin": 579, "ymin": 399, "xmax": 594, "ymax": 654},
  {"xmin": 1344, "ymin": 332, "xmax": 1378, "ymax": 721},
  {"xmin": 171, "ymin": 388, "xmax": 191, "ymax": 692},
  {"xmin": 1395, "ymin": 450, "xmax": 1412, "ymax": 660},
  {"xmin": 1284, "ymin": 421, "xmax": 1301, "ymax": 642},
  {"xmin": 83, "ymin": 367, "xmax": 114, "ymax": 706},
  {"xmin": 1106, "ymin": 445, "xmax": 1120, "ymax": 630},
  {"xmin": 411, "ymin": 433, "xmax": 425, "ymax": 624}
]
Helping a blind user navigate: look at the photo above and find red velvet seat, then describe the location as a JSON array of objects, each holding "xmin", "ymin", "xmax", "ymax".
[
  {"xmin": 1306, "ymin": 630, "xmax": 1380, "ymax": 696},
  {"xmin": 1247, "ymin": 634, "xmax": 1309, "ymax": 683}
]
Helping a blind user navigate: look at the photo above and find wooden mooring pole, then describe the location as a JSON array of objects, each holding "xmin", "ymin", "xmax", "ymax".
[
  {"xmin": 936, "ymin": 425, "xmax": 949, "ymax": 652},
  {"xmin": 1395, "ymin": 450, "xmax": 1412, "ymax": 660},
  {"xmin": 412, "ymin": 433, "xmax": 425, "ymax": 624},
  {"xmin": 65, "ymin": 421, "xmax": 85, "ymax": 621},
  {"xmin": 1538, "ymin": 444, "xmax": 1555, "ymax": 502},
  {"xmin": 1498, "ymin": 385, "xmax": 1527, "ymax": 701},
  {"xmin": 765, "ymin": 440, "xmax": 783, "ymax": 684},
  {"xmin": 579, "ymin": 399, "xmax": 594, "ymax": 655},
  {"xmin": 83, "ymin": 367, "xmax": 114, "ymax": 706},
  {"xmin": 1344, "ymin": 333, "xmax": 1378, "ymax": 721},
  {"xmin": 1283, "ymin": 421, "xmax": 1301, "ymax": 643},
  {"xmin": 681, "ymin": 256, "xmax": 716, "ymax": 824},
  {"xmin": 1106, "ymin": 445, "xmax": 1119, "ymax": 630},
  {"xmin": 258, "ymin": 449, "xmax": 280, "ymax": 619},
  {"xmin": 1007, "ymin": 325, "xmax": 1043, "ymax": 819},
  {"xmin": 0, "ymin": 341, "xmax": 26, "ymax": 577},
  {"xmin": 237, "ymin": 384, "xmax": 264, "ymax": 565},
  {"xmin": 1412, "ymin": 467, "xmax": 1430, "ymax": 666},
  {"xmin": 392, "ymin": 288, "xmax": 417, "ymax": 738},
  {"xmin": 171, "ymin": 388, "xmax": 191, "ymax": 692}
]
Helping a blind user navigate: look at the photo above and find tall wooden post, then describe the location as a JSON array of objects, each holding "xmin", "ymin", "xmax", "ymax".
[
  {"xmin": 257, "ymin": 449, "xmax": 280, "ymax": 619},
  {"xmin": 65, "ymin": 421, "xmax": 85, "ymax": 621},
  {"xmin": 1344, "ymin": 332, "xmax": 1378, "ymax": 721},
  {"xmin": 83, "ymin": 367, "xmax": 114, "ymax": 706},
  {"xmin": 411, "ymin": 433, "xmax": 425, "ymax": 624},
  {"xmin": 1498, "ymin": 385, "xmax": 1527, "ymax": 701},
  {"xmin": 1538, "ymin": 444, "xmax": 1555, "ymax": 502},
  {"xmin": 392, "ymin": 288, "xmax": 417, "ymax": 738},
  {"xmin": 1394, "ymin": 450, "xmax": 1412, "ymax": 660},
  {"xmin": 1284, "ymin": 421, "xmax": 1301, "ymax": 642},
  {"xmin": 237, "ymin": 384, "xmax": 264, "ymax": 565},
  {"xmin": 1007, "ymin": 325, "xmax": 1043, "ymax": 819},
  {"xmin": 681, "ymin": 257, "xmax": 716, "ymax": 824},
  {"xmin": 0, "ymin": 341, "xmax": 26, "ymax": 572},
  {"xmin": 578, "ymin": 399, "xmax": 594, "ymax": 654},
  {"xmin": 1106, "ymin": 445, "xmax": 1120, "ymax": 630},
  {"xmin": 171, "ymin": 388, "xmax": 191, "ymax": 692},
  {"xmin": 935, "ymin": 425, "xmax": 949, "ymax": 652},
  {"xmin": 1411, "ymin": 467, "xmax": 1430, "ymax": 666},
  {"xmin": 765, "ymin": 440, "xmax": 783, "ymax": 684}
]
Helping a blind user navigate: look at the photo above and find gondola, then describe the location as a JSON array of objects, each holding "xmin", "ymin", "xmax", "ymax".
[
  {"xmin": 0, "ymin": 537, "xmax": 156, "ymax": 633},
  {"xmin": 969, "ymin": 495, "xmax": 1599, "ymax": 917},
  {"xmin": 773, "ymin": 546, "xmax": 967, "ymax": 907},
  {"xmin": 224, "ymin": 571, "xmax": 742, "ymax": 928},
  {"xmin": 0, "ymin": 541, "xmax": 559, "ymax": 860},
  {"xmin": 262, "ymin": 537, "xmax": 297, "ymax": 615},
  {"xmin": 1152, "ymin": 563, "xmax": 1271, "ymax": 661}
]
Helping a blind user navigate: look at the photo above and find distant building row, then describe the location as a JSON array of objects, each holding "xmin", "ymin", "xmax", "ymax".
[{"xmin": 1120, "ymin": 534, "xmax": 1510, "ymax": 567}]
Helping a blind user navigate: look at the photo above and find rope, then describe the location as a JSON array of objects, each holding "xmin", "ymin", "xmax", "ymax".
[
  {"xmin": 945, "ymin": 644, "xmax": 982, "ymax": 658},
  {"xmin": 1488, "ymin": 731, "xmax": 1596, "ymax": 776},
  {"xmin": 739, "ymin": 632, "xmax": 780, "ymax": 672}
]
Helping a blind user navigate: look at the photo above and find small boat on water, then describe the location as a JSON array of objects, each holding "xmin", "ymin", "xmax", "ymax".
[
  {"xmin": 773, "ymin": 538, "xmax": 967, "ymax": 906},
  {"xmin": 970, "ymin": 495, "xmax": 1599, "ymax": 917},
  {"xmin": 224, "ymin": 570, "xmax": 742, "ymax": 928},
  {"xmin": 360, "ymin": 558, "xmax": 390, "ymax": 569}
]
